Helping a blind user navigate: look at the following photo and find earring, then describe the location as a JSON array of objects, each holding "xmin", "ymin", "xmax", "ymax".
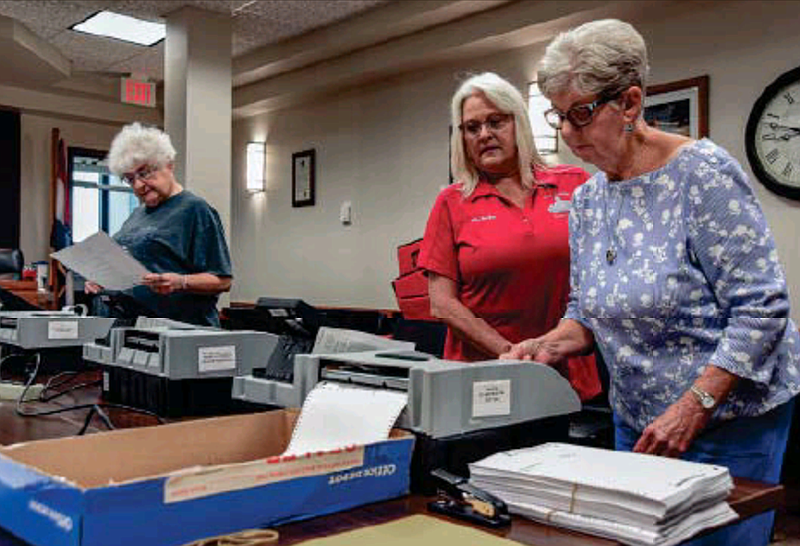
[{"xmin": 624, "ymin": 123, "xmax": 634, "ymax": 133}]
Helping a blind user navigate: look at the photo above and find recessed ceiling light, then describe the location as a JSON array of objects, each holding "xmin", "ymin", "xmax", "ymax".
[{"xmin": 71, "ymin": 11, "xmax": 165, "ymax": 47}]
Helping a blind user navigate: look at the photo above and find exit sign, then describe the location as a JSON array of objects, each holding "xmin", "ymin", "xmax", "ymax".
[{"xmin": 121, "ymin": 78, "xmax": 156, "ymax": 108}]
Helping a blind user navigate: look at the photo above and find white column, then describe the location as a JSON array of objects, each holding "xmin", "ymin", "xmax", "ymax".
[{"xmin": 165, "ymin": 7, "xmax": 232, "ymax": 235}]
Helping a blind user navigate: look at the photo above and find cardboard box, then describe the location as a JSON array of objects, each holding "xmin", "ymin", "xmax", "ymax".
[{"xmin": 0, "ymin": 411, "xmax": 414, "ymax": 546}]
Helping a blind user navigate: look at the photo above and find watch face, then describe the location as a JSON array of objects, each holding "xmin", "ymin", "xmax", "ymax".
[{"xmin": 746, "ymin": 65, "xmax": 800, "ymax": 200}]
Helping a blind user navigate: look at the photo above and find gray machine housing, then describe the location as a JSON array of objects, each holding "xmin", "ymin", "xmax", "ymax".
[
  {"xmin": 232, "ymin": 350, "xmax": 581, "ymax": 438},
  {"xmin": 0, "ymin": 311, "xmax": 115, "ymax": 349},
  {"xmin": 86, "ymin": 318, "xmax": 278, "ymax": 380}
]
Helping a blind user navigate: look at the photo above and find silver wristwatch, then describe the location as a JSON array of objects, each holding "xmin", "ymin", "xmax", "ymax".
[{"xmin": 690, "ymin": 385, "xmax": 717, "ymax": 410}]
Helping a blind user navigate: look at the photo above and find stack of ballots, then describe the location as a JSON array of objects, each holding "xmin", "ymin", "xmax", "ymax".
[{"xmin": 469, "ymin": 443, "xmax": 737, "ymax": 546}]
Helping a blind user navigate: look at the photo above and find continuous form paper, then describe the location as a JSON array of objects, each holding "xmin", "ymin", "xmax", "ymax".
[
  {"xmin": 51, "ymin": 231, "xmax": 150, "ymax": 291},
  {"xmin": 283, "ymin": 381, "xmax": 408, "ymax": 456}
]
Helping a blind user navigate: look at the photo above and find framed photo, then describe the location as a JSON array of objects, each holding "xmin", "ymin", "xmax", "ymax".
[
  {"xmin": 292, "ymin": 149, "xmax": 315, "ymax": 207},
  {"xmin": 644, "ymin": 76, "xmax": 709, "ymax": 139}
]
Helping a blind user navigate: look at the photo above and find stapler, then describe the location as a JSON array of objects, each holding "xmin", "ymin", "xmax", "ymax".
[{"xmin": 427, "ymin": 468, "xmax": 511, "ymax": 528}]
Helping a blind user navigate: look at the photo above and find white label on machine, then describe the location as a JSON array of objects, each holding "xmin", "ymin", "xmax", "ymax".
[
  {"xmin": 198, "ymin": 345, "xmax": 236, "ymax": 372},
  {"xmin": 48, "ymin": 320, "xmax": 79, "ymax": 340},
  {"xmin": 472, "ymin": 379, "xmax": 511, "ymax": 417}
]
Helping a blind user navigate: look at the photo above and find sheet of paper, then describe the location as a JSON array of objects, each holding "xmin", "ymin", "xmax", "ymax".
[
  {"xmin": 312, "ymin": 326, "xmax": 415, "ymax": 354},
  {"xmin": 51, "ymin": 231, "xmax": 151, "ymax": 291},
  {"xmin": 283, "ymin": 381, "xmax": 407, "ymax": 456}
]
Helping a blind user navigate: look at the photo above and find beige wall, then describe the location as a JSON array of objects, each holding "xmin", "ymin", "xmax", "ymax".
[
  {"xmin": 231, "ymin": 0, "xmax": 800, "ymax": 320},
  {"xmin": 19, "ymin": 115, "xmax": 122, "ymax": 263}
]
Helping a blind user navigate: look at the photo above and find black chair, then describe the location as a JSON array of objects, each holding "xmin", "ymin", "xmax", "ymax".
[{"xmin": 0, "ymin": 248, "xmax": 24, "ymax": 280}]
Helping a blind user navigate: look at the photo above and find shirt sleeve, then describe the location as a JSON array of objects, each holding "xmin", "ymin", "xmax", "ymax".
[
  {"xmin": 686, "ymin": 148, "xmax": 791, "ymax": 384},
  {"xmin": 563, "ymin": 183, "xmax": 591, "ymax": 329},
  {"xmin": 189, "ymin": 201, "xmax": 233, "ymax": 278},
  {"xmin": 417, "ymin": 189, "xmax": 459, "ymax": 282}
]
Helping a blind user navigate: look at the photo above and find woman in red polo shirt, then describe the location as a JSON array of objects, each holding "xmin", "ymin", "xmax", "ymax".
[{"xmin": 418, "ymin": 72, "xmax": 600, "ymax": 401}]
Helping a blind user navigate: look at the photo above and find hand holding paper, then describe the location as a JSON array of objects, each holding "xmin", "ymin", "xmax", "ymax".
[{"xmin": 52, "ymin": 231, "xmax": 151, "ymax": 291}]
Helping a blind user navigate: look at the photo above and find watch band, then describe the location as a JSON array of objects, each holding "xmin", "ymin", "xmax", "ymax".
[{"xmin": 690, "ymin": 385, "xmax": 717, "ymax": 410}]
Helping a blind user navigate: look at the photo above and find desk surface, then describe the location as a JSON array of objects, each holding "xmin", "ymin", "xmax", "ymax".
[
  {"xmin": 0, "ymin": 279, "xmax": 55, "ymax": 310},
  {"xmin": 0, "ymin": 377, "xmax": 784, "ymax": 546}
]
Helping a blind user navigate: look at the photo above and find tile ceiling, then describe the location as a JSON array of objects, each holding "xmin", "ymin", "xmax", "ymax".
[{"xmin": 0, "ymin": 0, "xmax": 387, "ymax": 81}]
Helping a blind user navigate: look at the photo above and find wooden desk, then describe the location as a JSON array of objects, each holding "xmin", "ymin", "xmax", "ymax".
[
  {"xmin": 0, "ymin": 279, "xmax": 56, "ymax": 310},
  {"xmin": 0, "ymin": 379, "xmax": 784, "ymax": 546}
]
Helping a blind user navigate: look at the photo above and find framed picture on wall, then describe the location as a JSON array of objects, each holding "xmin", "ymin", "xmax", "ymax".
[
  {"xmin": 644, "ymin": 76, "xmax": 709, "ymax": 139},
  {"xmin": 292, "ymin": 149, "xmax": 315, "ymax": 207}
]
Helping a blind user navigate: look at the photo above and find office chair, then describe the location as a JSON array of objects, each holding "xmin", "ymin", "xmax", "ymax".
[{"xmin": 0, "ymin": 248, "xmax": 24, "ymax": 280}]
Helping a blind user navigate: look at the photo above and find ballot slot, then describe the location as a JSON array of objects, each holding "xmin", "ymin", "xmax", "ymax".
[{"xmin": 319, "ymin": 358, "xmax": 409, "ymax": 391}]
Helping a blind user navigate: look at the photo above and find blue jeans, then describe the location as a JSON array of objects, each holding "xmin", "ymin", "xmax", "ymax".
[{"xmin": 614, "ymin": 398, "xmax": 794, "ymax": 546}]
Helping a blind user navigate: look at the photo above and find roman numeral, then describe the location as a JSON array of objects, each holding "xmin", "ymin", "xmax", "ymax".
[
  {"xmin": 762, "ymin": 134, "xmax": 778, "ymax": 140},
  {"xmin": 767, "ymin": 113, "xmax": 780, "ymax": 119},
  {"xmin": 766, "ymin": 149, "xmax": 780, "ymax": 164},
  {"xmin": 785, "ymin": 93, "xmax": 795, "ymax": 104},
  {"xmin": 783, "ymin": 162, "xmax": 794, "ymax": 178}
]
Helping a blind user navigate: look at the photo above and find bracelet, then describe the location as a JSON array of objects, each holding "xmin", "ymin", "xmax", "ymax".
[{"xmin": 181, "ymin": 275, "xmax": 188, "ymax": 291}]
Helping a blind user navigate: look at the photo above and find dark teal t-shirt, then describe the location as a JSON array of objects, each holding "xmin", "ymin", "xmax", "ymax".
[{"xmin": 111, "ymin": 191, "xmax": 232, "ymax": 326}]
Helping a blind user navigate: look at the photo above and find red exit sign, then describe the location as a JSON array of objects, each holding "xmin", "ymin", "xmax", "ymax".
[{"xmin": 120, "ymin": 78, "xmax": 156, "ymax": 108}]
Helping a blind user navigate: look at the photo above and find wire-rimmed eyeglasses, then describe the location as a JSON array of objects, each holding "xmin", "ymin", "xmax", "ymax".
[
  {"xmin": 121, "ymin": 164, "xmax": 159, "ymax": 185},
  {"xmin": 459, "ymin": 113, "xmax": 513, "ymax": 138}
]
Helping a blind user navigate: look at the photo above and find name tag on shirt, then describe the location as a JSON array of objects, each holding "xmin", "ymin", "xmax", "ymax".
[{"xmin": 548, "ymin": 196, "xmax": 571, "ymax": 214}]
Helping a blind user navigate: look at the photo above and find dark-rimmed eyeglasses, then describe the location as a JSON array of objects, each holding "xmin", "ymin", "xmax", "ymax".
[
  {"xmin": 121, "ymin": 165, "xmax": 159, "ymax": 186},
  {"xmin": 544, "ymin": 94, "xmax": 620, "ymax": 130},
  {"xmin": 459, "ymin": 113, "xmax": 513, "ymax": 138}
]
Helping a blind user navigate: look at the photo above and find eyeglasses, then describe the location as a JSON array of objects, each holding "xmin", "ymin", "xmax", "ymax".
[
  {"xmin": 459, "ymin": 113, "xmax": 513, "ymax": 138},
  {"xmin": 544, "ymin": 94, "xmax": 620, "ymax": 130},
  {"xmin": 121, "ymin": 165, "xmax": 159, "ymax": 185}
]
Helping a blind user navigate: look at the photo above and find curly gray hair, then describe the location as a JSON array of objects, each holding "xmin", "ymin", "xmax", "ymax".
[
  {"xmin": 537, "ymin": 19, "xmax": 649, "ymax": 101},
  {"xmin": 107, "ymin": 122, "xmax": 176, "ymax": 176},
  {"xmin": 450, "ymin": 72, "xmax": 544, "ymax": 196}
]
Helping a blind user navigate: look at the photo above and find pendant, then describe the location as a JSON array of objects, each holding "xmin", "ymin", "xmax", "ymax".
[{"xmin": 606, "ymin": 248, "xmax": 616, "ymax": 265}]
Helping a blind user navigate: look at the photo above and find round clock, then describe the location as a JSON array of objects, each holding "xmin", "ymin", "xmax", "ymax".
[{"xmin": 745, "ymin": 65, "xmax": 800, "ymax": 200}]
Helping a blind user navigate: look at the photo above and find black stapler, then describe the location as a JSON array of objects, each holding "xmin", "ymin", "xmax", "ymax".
[{"xmin": 427, "ymin": 468, "xmax": 511, "ymax": 528}]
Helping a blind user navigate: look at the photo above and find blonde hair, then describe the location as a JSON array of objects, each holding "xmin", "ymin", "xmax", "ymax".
[
  {"xmin": 450, "ymin": 73, "xmax": 544, "ymax": 196},
  {"xmin": 537, "ymin": 19, "xmax": 649, "ymax": 100},
  {"xmin": 107, "ymin": 122, "xmax": 176, "ymax": 176}
]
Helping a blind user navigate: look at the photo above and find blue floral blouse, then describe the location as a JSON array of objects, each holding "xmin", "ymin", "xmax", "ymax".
[{"xmin": 565, "ymin": 139, "xmax": 800, "ymax": 432}]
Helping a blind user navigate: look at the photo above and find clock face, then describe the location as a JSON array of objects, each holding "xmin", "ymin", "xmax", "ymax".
[{"xmin": 746, "ymin": 66, "xmax": 800, "ymax": 200}]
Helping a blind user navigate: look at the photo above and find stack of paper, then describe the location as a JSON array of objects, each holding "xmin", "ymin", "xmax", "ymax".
[{"xmin": 469, "ymin": 443, "xmax": 737, "ymax": 546}]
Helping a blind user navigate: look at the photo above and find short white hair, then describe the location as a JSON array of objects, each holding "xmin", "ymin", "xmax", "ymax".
[
  {"xmin": 450, "ymin": 72, "xmax": 544, "ymax": 197},
  {"xmin": 537, "ymin": 19, "xmax": 649, "ymax": 101},
  {"xmin": 107, "ymin": 122, "xmax": 176, "ymax": 176}
]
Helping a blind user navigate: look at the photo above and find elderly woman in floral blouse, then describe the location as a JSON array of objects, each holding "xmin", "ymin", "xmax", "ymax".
[{"xmin": 503, "ymin": 19, "xmax": 800, "ymax": 546}]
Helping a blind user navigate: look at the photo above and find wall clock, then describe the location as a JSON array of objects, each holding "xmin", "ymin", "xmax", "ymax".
[{"xmin": 745, "ymin": 65, "xmax": 800, "ymax": 200}]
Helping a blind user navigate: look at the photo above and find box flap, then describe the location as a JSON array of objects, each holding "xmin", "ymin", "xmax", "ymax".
[{"xmin": 1, "ymin": 411, "xmax": 298, "ymax": 488}]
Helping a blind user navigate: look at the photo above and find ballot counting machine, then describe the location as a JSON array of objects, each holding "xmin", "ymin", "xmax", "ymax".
[
  {"xmin": 233, "ymin": 349, "xmax": 580, "ymax": 491},
  {"xmin": 84, "ymin": 317, "xmax": 276, "ymax": 380},
  {"xmin": 84, "ymin": 317, "xmax": 278, "ymax": 416},
  {"xmin": 0, "ymin": 310, "xmax": 115, "ymax": 350},
  {"xmin": 233, "ymin": 349, "xmax": 580, "ymax": 438}
]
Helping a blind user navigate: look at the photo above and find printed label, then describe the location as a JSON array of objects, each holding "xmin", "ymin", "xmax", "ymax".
[
  {"xmin": 165, "ymin": 447, "xmax": 364, "ymax": 504},
  {"xmin": 28, "ymin": 500, "xmax": 73, "ymax": 532},
  {"xmin": 198, "ymin": 345, "xmax": 236, "ymax": 372},
  {"xmin": 48, "ymin": 321, "xmax": 79, "ymax": 340},
  {"xmin": 472, "ymin": 379, "xmax": 511, "ymax": 417}
]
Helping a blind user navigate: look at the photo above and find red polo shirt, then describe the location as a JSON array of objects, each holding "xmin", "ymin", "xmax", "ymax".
[{"xmin": 418, "ymin": 165, "xmax": 600, "ymax": 401}]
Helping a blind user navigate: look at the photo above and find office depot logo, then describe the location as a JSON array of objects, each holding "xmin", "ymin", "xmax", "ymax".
[{"xmin": 28, "ymin": 500, "xmax": 73, "ymax": 532}]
